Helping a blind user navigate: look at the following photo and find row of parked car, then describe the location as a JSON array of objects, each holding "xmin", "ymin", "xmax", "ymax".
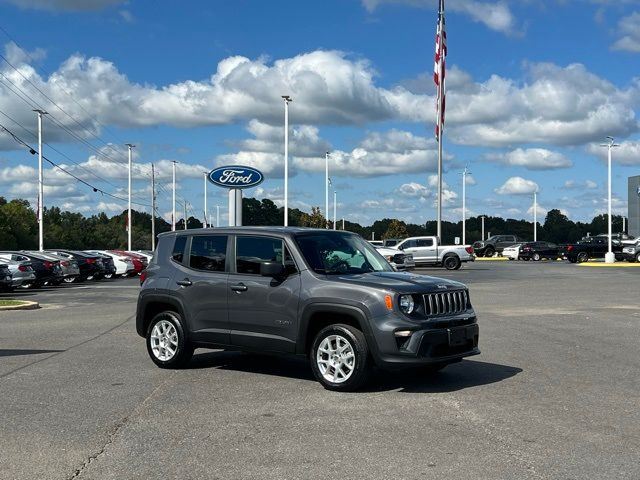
[
  {"xmin": 474, "ymin": 233, "xmax": 640, "ymax": 263},
  {"xmin": 0, "ymin": 249, "xmax": 154, "ymax": 291}
]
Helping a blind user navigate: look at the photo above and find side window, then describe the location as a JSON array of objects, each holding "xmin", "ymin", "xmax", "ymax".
[
  {"xmin": 401, "ymin": 240, "xmax": 417, "ymax": 249},
  {"xmin": 171, "ymin": 236, "xmax": 187, "ymax": 264},
  {"xmin": 417, "ymin": 239, "xmax": 434, "ymax": 247},
  {"xmin": 236, "ymin": 236, "xmax": 287, "ymax": 275},
  {"xmin": 189, "ymin": 235, "xmax": 227, "ymax": 272}
]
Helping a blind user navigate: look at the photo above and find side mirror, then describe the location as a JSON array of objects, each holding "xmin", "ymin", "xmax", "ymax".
[{"xmin": 260, "ymin": 261, "xmax": 285, "ymax": 277}]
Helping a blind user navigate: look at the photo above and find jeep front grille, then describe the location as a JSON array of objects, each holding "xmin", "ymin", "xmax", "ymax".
[{"xmin": 423, "ymin": 290, "xmax": 469, "ymax": 316}]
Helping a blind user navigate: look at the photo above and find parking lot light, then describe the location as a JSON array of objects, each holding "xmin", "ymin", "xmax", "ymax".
[{"xmin": 601, "ymin": 137, "xmax": 619, "ymax": 264}]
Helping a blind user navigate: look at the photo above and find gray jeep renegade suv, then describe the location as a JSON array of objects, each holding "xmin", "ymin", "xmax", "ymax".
[{"xmin": 136, "ymin": 227, "xmax": 479, "ymax": 391}]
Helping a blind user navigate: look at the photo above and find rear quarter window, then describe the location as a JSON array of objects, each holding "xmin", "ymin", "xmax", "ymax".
[{"xmin": 171, "ymin": 236, "xmax": 187, "ymax": 264}]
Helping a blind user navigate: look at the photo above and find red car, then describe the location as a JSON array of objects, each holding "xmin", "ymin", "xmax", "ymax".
[{"xmin": 109, "ymin": 250, "xmax": 145, "ymax": 276}]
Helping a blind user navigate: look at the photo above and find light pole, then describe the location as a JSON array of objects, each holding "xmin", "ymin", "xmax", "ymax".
[
  {"xmin": 126, "ymin": 143, "xmax": 135, "ymax": 251},
  {"xmin": 172, "ymin": 161, "xmax": 177, "ymax": 231},
  {"xmin": 533, "ymin": 191, "xmax": 537, "ymax": 242},
  {"xmin": 480, "ymin": 215, "xmax": 485, "ymax": 242},
  {"xmin": 601, "ymin": 136, "xmax": 619, "ymax": 263},
  {"xmin": 151, "ymin": 163, "xmax": 156, "ymax": 250},
  {"xmin": 333, "ymin": 189, "xmax": 337, "ymax": 230},
  {"xmin": 282, "ymin": 95, "xmax": 292, "ymax": 226},
  {"xmin": 203, "ymin": 171, "xmax": 208, "ymax": 228},
  {"xmin": 33, "ymin": 109, "xmax": 47, "ymax": 251},
  {"xmin": 216, "ymin": 205, "xmax": 220, "ymax": 228},
  {"xmin": 462, "ymin": 166, "xmax": 470, "ymax": 245},
  {"xmin": 325, "ymin": 151, "xmax": 330, "ymax": 228}
]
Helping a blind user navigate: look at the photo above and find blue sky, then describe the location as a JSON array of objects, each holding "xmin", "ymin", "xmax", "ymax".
[{"xmin": 0, "ymin": 0, "xmax": 639, "ymax": 227}]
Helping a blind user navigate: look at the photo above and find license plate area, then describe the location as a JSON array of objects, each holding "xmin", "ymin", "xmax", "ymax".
[{"xmin": 447, "ymin": 327, "xmax": 468, "ymax": 346}]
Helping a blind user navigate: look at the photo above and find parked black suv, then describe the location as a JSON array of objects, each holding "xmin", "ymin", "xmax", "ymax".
[
  {"xmin": 473, "ymin": 235, "xmax": 526, "ymax": 257},
  {"xmin": 136, "ymin": 228, "xmax": 480, "ymax": 391}
]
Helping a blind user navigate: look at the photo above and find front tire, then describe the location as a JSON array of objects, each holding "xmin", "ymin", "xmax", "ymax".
[
  {"xmin": 146, "ymin": 311, "xmax": 193, "ymax": 368},
  {"xmin": 484, "ymin": 246, "xmax": 495, "ymax": 257},
  {"xmin": 532, "ymin": 252, "xmax": 541, "ymax": 261},
  {"xmin": 443, "ymin": 255, "xmax": 461, "ymax": 270},
  {"xmin": 577, "ymin": 252, "xmax": 589, "ymax": 263},
  {"xmin": 310, "ymin": 324, "xmax": 370, "ymax": 391}
]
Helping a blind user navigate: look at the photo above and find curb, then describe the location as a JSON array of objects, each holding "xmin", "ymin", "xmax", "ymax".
[
  {"xmin": 578, "ymin": 262, "xmax": 640, "ymax": 268},
  {"xmin": 0, "ymin": 301, "xmax": 40, "ymax": 311},
  {"xmin": 475, "ymin": 257, "xmax": 509, "ymax": 261}
]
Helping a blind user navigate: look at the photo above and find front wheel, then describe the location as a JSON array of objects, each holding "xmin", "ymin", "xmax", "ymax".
[
  {"xmin": 443, "ymin": 255, "xmax": 461, "ymax": 270},
  {"xmin": 484, "ymin": 247, "xmax": 495, "ymax": 257},
  {"xmin": 146, "ymin": 311, "xmax": 193, "ymax": 368},
  {"xmin": 532, "ymin": 253, "xmax": 541, "ymax": 261},
  {"xmin": 577, "ymin": 252, "xmax": 589, "ymax": 263},
  {"xmin": 310, "ymin": 324, "xmax": 370, "ymax": 391}
]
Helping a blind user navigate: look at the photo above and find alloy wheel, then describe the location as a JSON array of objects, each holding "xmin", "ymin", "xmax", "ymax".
[
  {"xmin": 316, "ymin": 334, "xmax": 355, "ymax": 384},
  {"xmin": 150, "ymin": 320, "xmax": 179, "ymax": 361}
]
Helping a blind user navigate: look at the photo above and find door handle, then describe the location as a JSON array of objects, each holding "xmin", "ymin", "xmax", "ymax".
[
  {"xmin": 176, "ymin": 278, "xmax": 192, "ymax": 287},
  {"xmin": 230, "ymin": 283, "xmax": 248, "ymax": 292}
]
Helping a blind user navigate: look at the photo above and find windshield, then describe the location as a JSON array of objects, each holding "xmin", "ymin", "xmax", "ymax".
[{"xmin": 294, "ymin": 232, "xmax": 393, "ymax": 275}]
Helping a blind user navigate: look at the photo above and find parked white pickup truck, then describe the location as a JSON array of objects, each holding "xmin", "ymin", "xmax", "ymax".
[{"xmin": 392, "ymin": 236, "xmax": 474, "ymax": 270}]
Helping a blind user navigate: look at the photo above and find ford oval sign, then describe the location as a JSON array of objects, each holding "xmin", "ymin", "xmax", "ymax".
[{"xmin": 208, "ymin": 166, "xmax": 264, "ymax": 189}]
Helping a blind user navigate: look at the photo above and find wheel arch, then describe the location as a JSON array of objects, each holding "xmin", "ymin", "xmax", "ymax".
[{"xmin": 136, "ymin": 293, "xmax": 189, "ymax": 337}]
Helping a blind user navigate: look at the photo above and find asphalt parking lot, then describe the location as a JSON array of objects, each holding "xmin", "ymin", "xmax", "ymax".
[{"xmin": 1, "ymin": 261, "xmax": 639, "ymax": 480}]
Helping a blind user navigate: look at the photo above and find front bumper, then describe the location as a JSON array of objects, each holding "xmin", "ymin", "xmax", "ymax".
[{"xmin": 369, "ymin": 312, "xmax": 480, "ymax": 369}]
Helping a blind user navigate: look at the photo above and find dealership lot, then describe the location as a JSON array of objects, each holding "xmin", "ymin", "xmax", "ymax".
[{"xmin": 0, "ymin": 262, "xmax": 639, "ymax": 480}]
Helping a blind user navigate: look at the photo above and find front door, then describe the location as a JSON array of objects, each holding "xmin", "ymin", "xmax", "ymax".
[
  {"xmin": 228, "ymin": 235, "xmax": 301, "ymax": 353},
  {"xmin": 173, "ymin": 234, "xmax": 230, "ymax": 345}
]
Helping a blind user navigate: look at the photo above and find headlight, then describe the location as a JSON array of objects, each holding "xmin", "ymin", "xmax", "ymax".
[
  {"xmin": 385, "ymin": 255, "xmax": 393, "ymax": 262},
  {"xmin": 399, "ymin": 295, "xmax": 415, "ymax": 314}
]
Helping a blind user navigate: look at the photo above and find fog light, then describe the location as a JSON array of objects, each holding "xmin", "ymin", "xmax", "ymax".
[
  {"xmin": 394, "ymin": 330, "xmax": 413, "ymax": 337},
  {"xmin": 399, "ymin": 294, "xmax": 415, "ymax": 314}
]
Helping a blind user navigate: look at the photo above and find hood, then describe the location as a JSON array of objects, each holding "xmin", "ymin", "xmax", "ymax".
[
  {"xmin": 376, "ymin": 247, "xmax": 402, "ymax": 256},
  {"xmin": 329, "ymin": 271, "xmax": 466, "ymax": 294}
]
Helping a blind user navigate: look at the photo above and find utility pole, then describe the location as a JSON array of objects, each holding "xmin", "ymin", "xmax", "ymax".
[
  {"xmin": 34, "ymin": 109, "xmax": 47, "ymax": 251},
  {"xmin": 282, "ymin": 95, "xmax": 292, "ymax": 226},
  {"xmin": 333, "ymin": 189, "xmax": 337, "ymax": 230},
  {"xmin": 533, "ymin": 191, "xmax": 537, "ymax": 242},
  {"xmin": 601, "ymin": 136, "xmax": 619, "ymax": 263},
  {"xmin": 126, "ymin": 143, "xmax": 135, "ymax": 251},
  {"xmin": 462, "ymin": 166, "xmax": 470, "ymax": 245},
  {"xmin": 183, "ymin": 201, "xmax": 187, "ymax": 230},
  {"xmin": 151, "ymin": 163, "xmax": 156, "ymax": 250},
  {"xmin": 325, "ymin": 151, "xmax": 329, "ymax": 228},
  {"xmin": 172, "ymin": 161, "xmax": 177, "ymax": 231},
  {"xmin": 203, "ymin": 171, "xmax": 208, "ymax": 228},
  {"xmin": 342, "ymin": 218, "xmax": 345, "ymax": 230}
]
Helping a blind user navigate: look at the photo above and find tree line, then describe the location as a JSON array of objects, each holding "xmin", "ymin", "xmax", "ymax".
[{"xmin": 0, "ymin": 196, "xmax": 627, "ymax": 250}]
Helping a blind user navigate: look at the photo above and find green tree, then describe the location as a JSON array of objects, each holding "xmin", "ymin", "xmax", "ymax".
[{"xmin": 383, "ymin": 219, "xmax": 409, "ymax": 239}]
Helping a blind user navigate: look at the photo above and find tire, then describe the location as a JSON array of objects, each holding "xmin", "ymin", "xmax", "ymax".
[
  {"xmin": 310, "ymin": 324, "xmax": 371, "ymax": 391},
  {"xmin": 576, "ymin": 252, "xmax": 589, "ymax": 263},
  {"xmin": 443, "ymin": 255, "xmax": 461, "ymax": 270},
  {"xmin": 104, "ymin": 273, "xmax": 113, "ymax": 279},
  {"xmin": 63, "ymin": 276, "xmax": 76, "ymax": 284},
  {"xmin": 484, "ymin": 246, "xmax": 495, "ymax": 257},
  {"xmin": 146, "ymin": 311, "xmax": 194, "ymax": 369},
  {"xmin": 636, "ymin": 252, "xmax": 640, "ymax": 263},
  {"xmin": 532, "ymin": 253, "xmax": 541, "ymax": 261}
]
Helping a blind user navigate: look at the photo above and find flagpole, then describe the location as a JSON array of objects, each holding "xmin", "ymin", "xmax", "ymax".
[{"xmin": 436, "ymin": 0, "xmax": 445, "ymax": 241}]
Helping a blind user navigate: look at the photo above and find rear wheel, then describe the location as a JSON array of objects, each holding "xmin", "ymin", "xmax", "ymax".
[
  {"xmin": 532, "ymin": 252, "xmax": 541, "ymax": 261},
  {"xmin": 484, "ymin": 246, "xmax": 495, "ymax": 257},
  {"xmin": 63, "ymin": 276, "xmax": 76, "ymax": 284},
  {"xmin": 146, "ymin": 311, "xmax": 193, "ymax": 368},
  {"xmin": 310, "ymin": 324, "xmax": 370, "ymax": 391},
  {"xmin": 577, "ymin": 252, "xmax": 589, "ymax": 263},
  {"xmin": 104, "ymin": 273, "xmax": 113, "ymax": 279},
  {"xmin": 443, "ymin": 255, "xmax": 461, "ymax": 270}
]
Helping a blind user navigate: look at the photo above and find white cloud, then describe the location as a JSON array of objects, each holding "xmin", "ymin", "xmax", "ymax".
[
  {"xmin": 563, "ymin": 179, "xmax": 599, "ymax": 189},
  {"xmin": 586, "ymin": 140, "xmax": 640, "ymax": 165},
  {"xmin": 397, "ymin": 182, "xmax": 430, "ymax": 198},
  {"xmin": 486, "ymin": 148, "xmax": 573, "ymax": 170},
  {"xmin": 361, "ymin": 0, "xmax": 519, "ymax": 35},
  {"xmin": 611, "ymin": 12, "xmax": 640, "ymax": 53},
  {"xmin": 526, "ymin": 203, "xmax": 548, "ymax": 218},
  {"xmin": 495, "ymin": 176, "xmax": 539, "ymax": 195}
]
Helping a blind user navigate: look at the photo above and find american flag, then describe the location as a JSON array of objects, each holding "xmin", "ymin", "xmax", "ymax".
[{"xmin": 433, "ymin": 0, "xmax": 446, "ymax": 140}]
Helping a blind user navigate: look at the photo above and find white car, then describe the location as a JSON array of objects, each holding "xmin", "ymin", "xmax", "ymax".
[
  {"xmin": 375, "ymin": 246, "xmax": 415, "ymax": 271},
  {"xmin": 502, "ymin": 244, "xmax": 521, "ymax": 260},
  {"xmin": 85, "ymin": 250, "xmax": 135, "ymax": 276}
]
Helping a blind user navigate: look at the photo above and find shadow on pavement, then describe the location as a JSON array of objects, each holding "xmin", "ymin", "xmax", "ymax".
[
  {"xmin": 0, "ymin": 348, "xmax": 65, "ymax": 357},
  {"xmin": 188, "ymin": 351, "xmax": 521, "ymax": 393}
]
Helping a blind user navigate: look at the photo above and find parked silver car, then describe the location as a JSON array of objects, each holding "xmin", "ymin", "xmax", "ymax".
[{"xmin": 3, "ymin": 259, "xmax": 37, "ymax": 288}]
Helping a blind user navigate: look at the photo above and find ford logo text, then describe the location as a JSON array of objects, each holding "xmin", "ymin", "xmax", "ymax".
[{"xmin": 208, "ymin": 166, "xmax": 264, "ymax": 189}]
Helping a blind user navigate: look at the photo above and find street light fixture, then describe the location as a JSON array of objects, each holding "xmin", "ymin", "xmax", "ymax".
[{"xmin": 601, "ymin": 136, "xmax": 619, "ymax": 263}]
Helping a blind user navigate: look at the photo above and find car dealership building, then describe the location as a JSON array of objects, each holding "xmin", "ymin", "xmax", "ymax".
[{"xmin": 630, "ymin": 175, "xmax": 640, "ymax": 237}]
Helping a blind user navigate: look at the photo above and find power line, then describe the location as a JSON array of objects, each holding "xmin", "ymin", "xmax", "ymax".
[{"xmin": 0, "ymin": 122, "xmax": 152, "ymax": 209}]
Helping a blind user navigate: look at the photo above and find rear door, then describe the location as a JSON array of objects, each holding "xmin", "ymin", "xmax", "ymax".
[
  {"xmin": 228, "ymin": 235, "xmax": 301, "ymax": 353},
  {"xmin": 172, "ymin": 234, "xmax": 230, "ymax": 345},
  {"xmin": 416, "ymin": 238, "xmax": 437, "ymax": 263}
]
